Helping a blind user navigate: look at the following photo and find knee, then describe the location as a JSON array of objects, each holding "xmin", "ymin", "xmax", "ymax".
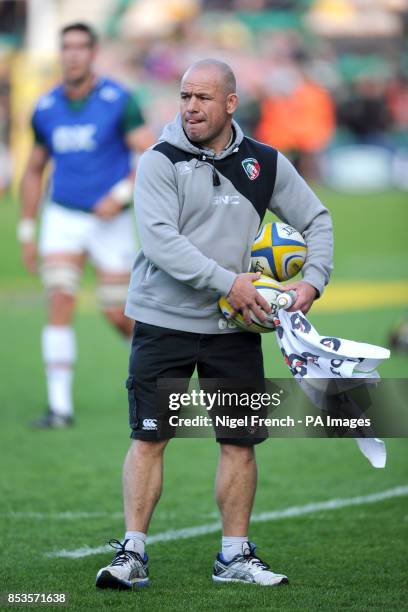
[
  {"xmin": 41, "ymin": 261, "xmax": 81, "ymax": 296},
  {"xmin": 97, "ymin": 282, "xmax": 128, "ymax": 311},
  {"xmin": 49, "ymin": 290, "xmax": 75, "ymax": 307},
  {"xmin": 48, "ymin": 291, "xmax": 76, "ymax": 324},
  {"xmin": 220, "ymin": 443, "xmax": 255, "ymax": 464},
  {"xmin": 129, "ymin": 438, "xmax": 169, "ymax": 458}
]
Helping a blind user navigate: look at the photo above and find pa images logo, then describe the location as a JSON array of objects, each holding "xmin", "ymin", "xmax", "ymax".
[{"xmin": 241, "ymin": 157, "xmax": 260, "ymax": 180}]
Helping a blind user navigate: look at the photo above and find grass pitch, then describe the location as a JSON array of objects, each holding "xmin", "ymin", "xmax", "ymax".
[{"xmin": 0, "ymin": 190, "xmax": 407, "ymax": 610}]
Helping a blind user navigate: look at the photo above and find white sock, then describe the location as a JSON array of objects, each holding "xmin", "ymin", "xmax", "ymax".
[
  {"xmin": 222, "ymin": 536, "xmax": 248, "ymax": 562},
  {"xmin": 42, "ymin": 326, "xmax": 76, "ymax": 417},
  {"xmin": 46, "ymin": 368, "xmax": 73, "ymax": 417},
  {"xmin": 124, "ymin": 531, "xmax": 146, "ymax": 557}
]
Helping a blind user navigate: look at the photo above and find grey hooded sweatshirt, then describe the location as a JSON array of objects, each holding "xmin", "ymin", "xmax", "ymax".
[{"xmin": 125, "ymin": 115, "xmax": 333, "ymax": 334}]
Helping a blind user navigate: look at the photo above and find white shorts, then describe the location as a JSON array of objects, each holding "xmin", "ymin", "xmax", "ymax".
[{"xmin": 39, "ymin": 203, "xmax": 138, "ymax": 273}]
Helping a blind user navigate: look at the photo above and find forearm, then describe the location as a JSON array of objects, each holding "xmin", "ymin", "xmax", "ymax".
[
  {"xmin": 301, "ymin": 210, "xmax": 333, "ymax": 296},
  {"xmin": 18, "ymin": 166, "xmax": 45, "ymax": 270},
  {"xmin": 269, "ymin": 153, "xmax": 333, "ymax": 296},
  {"xmin": 109, "ymin": 170, "xmax": 135, "ymax": 205},
  {"xmin": 20, "ymin": 169, "xmax": 43, "ymax": 220},
  {"xmin": 141, "ymin": 227, "xmax": 237, "ymax": 295}
]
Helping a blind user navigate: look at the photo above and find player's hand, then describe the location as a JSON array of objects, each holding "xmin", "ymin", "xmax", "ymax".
[
  {"xmin": 93, "ymin": 194, "xmax": 124, "ymax": 219},
  {"xmin": 281, "ymin": 280, "xmax": 318, "ymax": 314},
  {"xmin": 21, "ymin": 241, "xmax": 38, "ymax": 274},
  {"xmin": 227, "ymin": 272, "xmax": 271, "ymax": 325}
]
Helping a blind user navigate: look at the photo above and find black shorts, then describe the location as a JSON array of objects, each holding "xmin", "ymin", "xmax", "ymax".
[{"xmin": 126, "ymin": 322, "xmax": 268, "ymax": 446}]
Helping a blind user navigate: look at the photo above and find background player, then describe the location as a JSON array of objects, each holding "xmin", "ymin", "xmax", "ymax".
[{"xmin": 18, "ymin": 22, "xmax": 154, "ymax": 428}]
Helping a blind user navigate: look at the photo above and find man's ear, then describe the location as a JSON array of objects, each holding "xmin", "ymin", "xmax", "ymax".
[{"xmin": 226, "ymin": 93, "xmax": 238, "ymax": 115}]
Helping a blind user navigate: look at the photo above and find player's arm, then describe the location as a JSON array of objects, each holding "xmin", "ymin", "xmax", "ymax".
[
  {"xmin": 268, "ymin": 152, "xmax": 333, "ymax": 313},
  {"xmin": 94, "ymin": 122, "xmax": 154, "ymax": 219},
  {"xmin": 122, "ymin": 92, "xmax": 155, "ymax": 153},
  {"xmin": 94, "ymin": 94, "xmax": 155, "ymax": 220},
  {"xmin": 93, "ymin": 169, "xmax": 136, "ymax": 220},
  {"xmin": 19, "ymin": 143, "xmax": 49, "ymax": 273},
  {"xmin": 125, "ymin": 124, "xmax": 155, "ymax": 152}
]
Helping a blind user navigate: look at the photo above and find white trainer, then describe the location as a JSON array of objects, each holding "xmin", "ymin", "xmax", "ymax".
[
  {"xmin": 212, "ymin": 541, "xmax": 288, "ymax": 586},
  {"xmin": 95, "ymin": 539, "xmax": 149, "ymax": 589}
]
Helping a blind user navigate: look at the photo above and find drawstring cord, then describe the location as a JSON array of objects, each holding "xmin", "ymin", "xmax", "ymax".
[{"xmin": 194, "ymin": 145, "xmax": 239, "ymax": 187}]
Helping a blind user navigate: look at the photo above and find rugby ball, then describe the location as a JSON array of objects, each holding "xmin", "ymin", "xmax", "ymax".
[
  {"xmin": 251, "ymin": 222, "xmax": 307, "ymax": 281},
  {"xmin": 218, "ymin": 275, "xmax": 296, "ymax": 333}
]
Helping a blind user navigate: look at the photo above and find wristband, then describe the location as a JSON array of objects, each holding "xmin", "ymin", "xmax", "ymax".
[
  {"xmin": 110, "ymin": 179, "xmax": 133, "ymax": 204},
  {"xmin": 17, "ymin": 218, "xmax": 36, "ymax": 242}
]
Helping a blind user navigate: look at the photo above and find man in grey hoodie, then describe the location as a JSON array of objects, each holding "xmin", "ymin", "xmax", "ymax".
[{"xmin": 96, "ymin": 59, "xmax": 333, "ymax": 589}]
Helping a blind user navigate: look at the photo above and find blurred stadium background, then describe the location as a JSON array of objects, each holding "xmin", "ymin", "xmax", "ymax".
[{"xmin": 0, "ymin": 1, "xmax": 407, "ymax": 609}]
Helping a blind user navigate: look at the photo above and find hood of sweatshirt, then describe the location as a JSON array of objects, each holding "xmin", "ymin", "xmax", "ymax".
[{"xmin": 158, "ymin": 113, "xmax": 244, "ymax": 160}]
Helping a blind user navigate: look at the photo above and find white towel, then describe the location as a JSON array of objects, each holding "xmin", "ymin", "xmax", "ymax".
[{"xmin": 273, "ymin": 309, "xmax": 390, "ymax": 468}]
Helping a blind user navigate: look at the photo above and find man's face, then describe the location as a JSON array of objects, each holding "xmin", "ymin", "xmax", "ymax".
[
  {"xmin": 60, "ymin": 30, "xmax": 96, "ymax": 85},
  {"xmin": 180, "ymin": 67, "xmax": 236, "ymax": 147}
]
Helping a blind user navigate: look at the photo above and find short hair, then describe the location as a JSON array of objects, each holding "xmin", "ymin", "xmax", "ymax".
[
  {"xmin": 60, "ymin": 22, "xmax": 98, "ymax": 47},
  {"xmin": 184, "ymin": 59, "xmax": 236, "ymax": 95}
]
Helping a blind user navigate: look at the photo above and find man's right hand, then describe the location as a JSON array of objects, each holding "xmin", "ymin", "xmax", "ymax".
[
  {"xmin": 21, "ymin": 241, "xmax": 38, "ymax": 274},
  {"xmin": 93, "ymin": 194, "xmax": 124, "ymax": 220},
  {"xmin": 227, "ymin": 272, "xmax": 271, "ymax": 325}
]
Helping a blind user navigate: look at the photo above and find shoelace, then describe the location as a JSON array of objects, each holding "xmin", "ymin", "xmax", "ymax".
[
  {"xmin": 108, "ymin": 539, "xmax": 141, "ymax": 567},
  {"xmin": 242, "ymin": 545, "xmax": 270, "ymax": 571}
]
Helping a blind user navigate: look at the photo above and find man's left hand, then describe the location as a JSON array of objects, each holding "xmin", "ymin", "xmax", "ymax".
[
  {"xmin": 94, "ymin": 194, "xmax": 124, "ymax": 219},
  {"xmin": 281, "ymin": 280, "xmax": 318, "ymax": 314}
]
